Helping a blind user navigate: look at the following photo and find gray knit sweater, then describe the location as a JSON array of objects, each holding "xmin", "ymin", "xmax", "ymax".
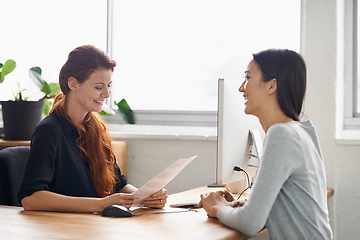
[{"xmin": 217, "ymin": 120, "xmax": 333, "ymax": 239}]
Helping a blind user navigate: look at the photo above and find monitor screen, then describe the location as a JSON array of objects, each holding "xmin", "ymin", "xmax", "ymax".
[{"xmin": 217, "ymin": 78, "xmax": 264, "ymax": 186}]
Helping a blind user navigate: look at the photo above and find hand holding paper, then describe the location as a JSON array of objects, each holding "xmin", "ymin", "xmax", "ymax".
[
  {"xmin": 133, "ymin": 155, "xmax": 198, "ymax": 207},
  {"xmin": 141, "ymin": 188, "xmax": 168, "ymax": 209}
]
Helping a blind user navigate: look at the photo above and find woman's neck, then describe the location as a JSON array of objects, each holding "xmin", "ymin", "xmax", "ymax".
[
  {"xmin": 64, "ymin": 100, "xmax": 87, "ymax": 125},
  {"xmin": 258, "ymin": 107, "xmax": 294, "ymax": 133}
]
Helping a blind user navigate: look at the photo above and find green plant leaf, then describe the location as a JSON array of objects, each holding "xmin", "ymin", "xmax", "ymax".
[
  {"xmin": 30, "ymin": 67, "xmax": 60, "ymax": 99},
  {"xmin": 40, "ymin": 81, "xmax": 60, "ymax": 97},
  {"xmin": 41, "ymin": 81, "xmax": 50, "ymax": 94},
  {"xmin": 30, "ymin": 66, "xmax": 42, "ymax": 75},
  {"xmin": 99, "ymin": 102, "xmax": 116, "ymax": 116},
  {"xmin": 42, "ymin": 98, "xmax": 53, "ymax": 115},
  {"xmin": 29, "ymin": 66, "xmax": 44, "ymax": 88},
  {"xmin": 46, "ymin": 82, "xmax": 60, "ymax": 97},
  {"xmin": 0, "ymin": 59, "xmax": 16, "ymax": 83},
  {"xmin": 114, "ymin": 99, "xmax": 135, "ymax": 124}
]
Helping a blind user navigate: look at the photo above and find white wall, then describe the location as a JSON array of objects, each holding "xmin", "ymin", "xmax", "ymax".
[
  {"xmin": 124, "ymin": 137, "xmax": 217, "ymax": 195},
  {"xmin": 111, "ymin": 0, "xmax": 360, "ymax": 239},
  {"xmin": 303, "ymin": 0, "xmax": 360, "ymax": 239},
  {"xmin": 109, "ymin": 124, "xmax": 218, "ymax": 195}
]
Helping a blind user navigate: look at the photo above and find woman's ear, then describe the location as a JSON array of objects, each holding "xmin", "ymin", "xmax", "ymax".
[
  {"xmin": 267, "ymin": 78, "xmax": 277, "ymax": 95},
  {"xmin": 68, "ymin": 77, "xmax": 78, "ymax": 91}
]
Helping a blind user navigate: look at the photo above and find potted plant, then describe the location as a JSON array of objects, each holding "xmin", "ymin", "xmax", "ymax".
[{"xmin": 0, "ymin": 59, "xmax": 60, "ymax": 140}]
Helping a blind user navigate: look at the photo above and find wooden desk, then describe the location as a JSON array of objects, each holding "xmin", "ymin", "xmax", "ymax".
[
  {"xmin": 0, "ymin": 186, "xmax": 334, "ymax": 240},
  {"xmin": 0, "ymin": 186, "xmax": 248, "ymax": 240}
]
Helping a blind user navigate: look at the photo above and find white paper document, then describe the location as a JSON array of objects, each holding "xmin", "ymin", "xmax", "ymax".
[{"xmin": 133, "ymin": 155, "xmax": 198, "ymax": 207}]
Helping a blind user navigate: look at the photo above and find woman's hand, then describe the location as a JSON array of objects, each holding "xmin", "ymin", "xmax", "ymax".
[
  {"xmin": 102, "ymin": 192, "xmax": 139, "ymax": 210},
  {"xmin": 142, "ymin": 188, "xmax": 168, "ymax": 209},
  {"xmin": 218, "ymin": 189, "xmax": 247, "ymax": 207},
  {"xmin": 219, "ymin": 189, "xmax": 236, "ymax": 204},
  {"xmin": 198, "ymin": 190, "xmax": 245, "ymax": 218}
]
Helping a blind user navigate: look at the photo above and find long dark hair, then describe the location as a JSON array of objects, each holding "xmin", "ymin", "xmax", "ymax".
[
  {"xmin": 51, "ymin": 45, "xmax": 117, "ymax": 197},
  {"xmin": 253, "ymin": 49, "xmax": 306, "ymax": 121}
]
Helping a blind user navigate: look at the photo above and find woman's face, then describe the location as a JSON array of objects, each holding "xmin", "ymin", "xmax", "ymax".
[
  {"xmin": 72, "ymin": 68, "xmax": 112, "ymax": 114},
  {"xmin": 239, "ymin": 59, "xmax": 269, "ymax": 117}
]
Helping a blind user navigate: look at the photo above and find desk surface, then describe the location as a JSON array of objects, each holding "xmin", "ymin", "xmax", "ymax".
[
  {"xmin": 0, "ymin": 186, "xmax": 334, "ymax": 240},
  {"xmin": 0, "ymin": 186, "xmax": 249, "ymax": 240}
]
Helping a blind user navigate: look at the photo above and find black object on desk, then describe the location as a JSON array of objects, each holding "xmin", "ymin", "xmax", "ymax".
[{"xmin": 102, "ymin": 205, "xmax": 134, "ymax": 217}]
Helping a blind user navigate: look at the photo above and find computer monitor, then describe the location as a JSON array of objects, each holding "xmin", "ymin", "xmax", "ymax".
[{"xmin": 216, "ymin": 78, "xmax": 264, "ymax": 186}]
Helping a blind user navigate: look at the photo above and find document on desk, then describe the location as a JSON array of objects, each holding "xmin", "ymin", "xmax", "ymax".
[{"xmin": 133, "ymin": 155, "xmax": 198, "ymax": 207}]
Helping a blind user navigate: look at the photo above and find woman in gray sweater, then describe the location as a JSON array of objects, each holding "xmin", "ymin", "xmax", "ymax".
[{"xmin": 199, "ymin": 49, "xmax": 333, "ymax": 239}]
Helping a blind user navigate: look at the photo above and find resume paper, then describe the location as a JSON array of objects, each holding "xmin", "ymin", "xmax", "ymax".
[{"xmin": 133, "ymin": 155, "xmax": 198, "ymax": 207}]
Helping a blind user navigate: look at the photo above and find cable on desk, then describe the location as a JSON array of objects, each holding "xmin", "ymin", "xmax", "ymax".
[{"xmin": 232, "ymin": 166, "xmax": 251, "ymax": 200}]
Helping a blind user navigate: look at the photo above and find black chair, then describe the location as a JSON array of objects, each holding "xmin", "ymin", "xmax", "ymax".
[{"xmin": 0, "ymin": 146, "xmax": 30, "ymax": 206}]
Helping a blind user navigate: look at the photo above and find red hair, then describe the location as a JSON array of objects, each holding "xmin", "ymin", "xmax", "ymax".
[{"xmin": 51, "ymin": 45, "xmax": 117, "ymax": 197}]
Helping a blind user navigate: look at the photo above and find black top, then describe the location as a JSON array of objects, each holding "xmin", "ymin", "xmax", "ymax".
[{"xmin": 17, "ymin": 111, "xmax": 127, "ymax": 202}]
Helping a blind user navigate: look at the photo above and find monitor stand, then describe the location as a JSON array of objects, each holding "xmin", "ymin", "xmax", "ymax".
[
  {"xmin": 209, "ymin": 129, "xmax": 263, "ymax": 188},
  {"xmin": 207, "ymin": 183, "xmax": 225, "ymax": 188},
  {"xmin": 248, "ymin": 129, "xmax": 263, "ymax": 162}
]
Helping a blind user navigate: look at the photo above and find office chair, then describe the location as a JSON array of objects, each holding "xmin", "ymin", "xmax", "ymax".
[{"xmin": 0, "ymin": 146, "xmax": 30, "ymax": 206}]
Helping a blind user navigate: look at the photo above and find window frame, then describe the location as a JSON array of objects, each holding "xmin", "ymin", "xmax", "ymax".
[
  {"xmin": 344, "ymin": 0, "xmax": 360, "ymax": 130},
  {"xmin": 104, "ymin": 109, "xmax": 217, "ymax": 126}
]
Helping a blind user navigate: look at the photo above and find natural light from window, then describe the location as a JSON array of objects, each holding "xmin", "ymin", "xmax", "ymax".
[
  {"xmin": 0, "ymin": 0, "xmax": 106, "ymax": 101},
  {"xmin": 1, "ymin": 0, "xmax": 300, "ymax": 113},
  {"xmin": 111, "ymin": 0, "xmax": 301, "ymax": 111}
]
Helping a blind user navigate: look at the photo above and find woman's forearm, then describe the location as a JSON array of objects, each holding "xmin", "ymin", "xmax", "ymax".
[
  {"xmin": 21, "ymin": 184, "xmax": 140, "ymax": 213},
  {"xmin": 21, "ymin": 191, "xmax": 104, "ymax": 213},
  {"xmin": 119, "ymin": 184, "xmax": 138, "ymax": 193}
]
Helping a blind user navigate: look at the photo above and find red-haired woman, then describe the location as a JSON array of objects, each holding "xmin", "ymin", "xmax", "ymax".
[{"xmin": 18, "ymin": 45, "xmax": 167, "ymax": 213}]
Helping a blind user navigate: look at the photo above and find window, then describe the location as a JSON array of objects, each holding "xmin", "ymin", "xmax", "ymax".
[
  {"xmin": 356, "ymin": 0, "xmax": 360, "ymax": 116},
  {"xmin": 0, "ymin": 0, "xmax": 107, "ymax": 101},
  {"xmin": 1, "ymin": 0, "xmax": 301, "ymax": 127},
  {"xmin": 344, "ymin": 0, "xmax": 360, "ymax": 129},
  {"xmin": 109, "ymin": 0, "xmax": 301, "ymax": 113}
]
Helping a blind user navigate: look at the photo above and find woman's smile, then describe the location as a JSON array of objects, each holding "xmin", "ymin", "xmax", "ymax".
[{"xmin": 94, "ymin": 100, "xmax": 104, "ymax": 106}]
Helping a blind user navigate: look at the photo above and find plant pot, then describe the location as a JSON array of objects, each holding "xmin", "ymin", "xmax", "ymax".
[{"xmin": 0, "ymin": 100, "xmax": 44, "ymax": 140}]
